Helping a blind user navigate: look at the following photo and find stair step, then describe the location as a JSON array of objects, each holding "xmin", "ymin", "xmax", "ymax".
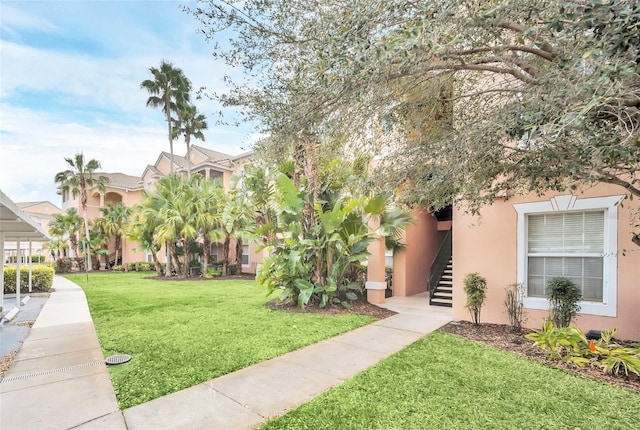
[
  {"xmin": 429, "ymin": 299, "xmax": 452, "ymax": 308},
  {"xmin": 436, "ymin": 285, "xmax": 452, "ymax": 292}
]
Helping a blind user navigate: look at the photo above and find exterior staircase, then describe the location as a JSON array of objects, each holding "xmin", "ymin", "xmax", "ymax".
[
  {"xmin": 429, "ymin": 258, "xmax": 452, "ymax": 307},
  {"xmin": 428, "ymin": 226, "xmax": 453, "ymax": 308}
]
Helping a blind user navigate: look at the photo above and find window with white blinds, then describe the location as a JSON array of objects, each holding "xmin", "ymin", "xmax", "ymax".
[
  {"xmin": 242, "ymin": 244, "xmax": 250, "ymax": 265},
  {"xmin": 526, "ymin": 211, "xmax": 605, "ymax": 302}
]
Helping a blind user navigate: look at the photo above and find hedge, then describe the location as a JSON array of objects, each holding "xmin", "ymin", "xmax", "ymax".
[
  {"xmin": 3, "ymin": 266, "xmax": 54, "ymax": 293},
  {"xmin": 5, "ymin": 255, "xmax": 46, "ymax": 264}
]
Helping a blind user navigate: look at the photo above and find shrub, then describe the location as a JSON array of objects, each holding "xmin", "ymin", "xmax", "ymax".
[
  {"xmin": 130, "ymin": 262, "xmax": 153, "ymax": 272},
  {"xmin": 227, "ymin": 264, "xmax": 238, "ymax": 275},
  {"xmin": 505, "ymin": 282, "xmax": 526, "ymax": 331},
  {"xmin": 3, "ymin": 266, "xmax": 54, "ymax": 293},
  {"xmin": 55, "ymin": 257, "xmax": 73, "ymax": 273},
  {"xmin": 73, "ymin": 257, "xmax": 85, "ymax": 272},
  {"xmin": 112, "ymin": 264, "xmax": 125, "ymax": 272},
  {"xmin": 203, "ymin": 267, "xmax": 222, "ymax": 279},
  {"xmin": 463, "ymin": 272, "xmax": 487, "ymax": 325},
  {"xmin": 547, "ymin": 277, "xmax": 581, "ymax": 327}
]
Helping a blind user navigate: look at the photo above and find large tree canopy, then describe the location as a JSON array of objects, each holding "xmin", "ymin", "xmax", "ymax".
[{"xmin": 190, "ymin": 0, "xmax": 639, "ymax": 213}]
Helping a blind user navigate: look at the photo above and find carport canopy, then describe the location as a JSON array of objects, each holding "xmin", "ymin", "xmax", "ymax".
[{"xmin": 1, "ymin": 188, "xmax": 50, "ymax": 312}]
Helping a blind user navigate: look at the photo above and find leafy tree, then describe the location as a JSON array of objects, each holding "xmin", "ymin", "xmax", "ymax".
[
  {"xmin": 98, "ymin": 202, "xmax": 132, "ymax": 268},
  {"xmin": 141, "ymin": 60, "xmax": 192, "ymax": 173},
  {"xmin": 54, "ymin": 153, "xmax": 109, "ymax": 272},
  {"xmin": 190, "ymin": 0, "xmax": 640, "ymax": 243},
  {"xmin": 172, "ymin": 103, "xmax": 208, "ymax": 177}
]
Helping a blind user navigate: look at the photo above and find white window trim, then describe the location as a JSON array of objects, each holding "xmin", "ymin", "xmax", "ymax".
[
  {"xmin": 242, "ymin": 244, "xmax": 250, "ymax": 267},
  {"xmin": 514, "ymin": 194, "xmax": 624, "ymax": 317}
]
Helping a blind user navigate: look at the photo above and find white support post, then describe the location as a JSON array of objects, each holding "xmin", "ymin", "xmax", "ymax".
[
  {"xmin": 28, "ymin": 239, "xmax": 33, "ymax": 293},
  {"xmin": 0, "ymin": 232, "xmax": 5, "ymax": 312},
  {"xmin": 16, "ymin": 240, "xmax": 21, "ymax": 307}
]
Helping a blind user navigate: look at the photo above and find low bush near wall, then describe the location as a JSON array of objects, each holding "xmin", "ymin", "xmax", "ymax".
[
  {"xmin": 55, "ymin": 257, "xmax": 85, "ymax": 273},
  {"xmin": 3, "ymin": 266, "xmax": 55, "ymax": 293},
  {"xmin": 130, "ymin": 262, "xmax": 154, "ymax": 272}
]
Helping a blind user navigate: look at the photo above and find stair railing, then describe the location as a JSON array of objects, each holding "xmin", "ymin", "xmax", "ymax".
[{"xmin": 428, "ymin": 227, "xmax": 452, "ymax": 300}]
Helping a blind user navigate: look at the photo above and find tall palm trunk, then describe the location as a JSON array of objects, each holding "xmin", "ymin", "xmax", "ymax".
[
  {"xmin": 115, "ymin": 235, "xmax": 121, "ymax": 267},
  {"xmin": 166, "ymin": 96, "xmax": 174, "ymax": 174},
  {"xmin": 82, "ymin": 209, "xmax": 92, "ymax": 272},
  {"xmin": 185, "ymin": 132, "xmax": 191, "ymax": 178},
  {"xmin": 202, "ymin": 236, "xmax": 211, "ymax": 274}
]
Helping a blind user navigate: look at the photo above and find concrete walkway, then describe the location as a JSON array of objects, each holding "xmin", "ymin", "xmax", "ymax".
[{"xmin": 1, "ymin": 278, "xmax": 451, "ymax": 430}]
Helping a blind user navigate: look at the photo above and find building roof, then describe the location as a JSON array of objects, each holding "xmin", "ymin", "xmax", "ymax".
[
  {"xmin": 0, "ymin": 189, "xmax": 50, "ymax": 242},
  {"xmin": 98, "ymin": 172, "xmax": 143, "ymax": 191},
  {"xmin": 191, "ymin": 145, "xmax": 234, "ymax": 162},
  {"xmin": 16, "ymin": 201, "xmax": 52, "ymax": 210}
]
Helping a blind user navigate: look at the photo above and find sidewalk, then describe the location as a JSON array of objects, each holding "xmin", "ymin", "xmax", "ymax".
[
  {"xmin": 1, "ymin": 278, "xmax": 451, "ymax": 430},
  {"xmin": 0, "ymin": 276, "xmax": 121, "ymax": 430}
]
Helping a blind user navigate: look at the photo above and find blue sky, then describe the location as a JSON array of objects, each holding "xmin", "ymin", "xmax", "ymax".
[{"xmin": 0, "ymin": 0, "xmax": 256, "ymax": 205}]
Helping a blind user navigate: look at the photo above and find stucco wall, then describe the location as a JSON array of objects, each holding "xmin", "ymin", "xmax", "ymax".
[
  {"xmin": 453, "ymin": 183, "xmax": 640, "ymax": 340},
  {"xmin": 393, "ymin": 209, "xmax": 444, "ymax": 297}
]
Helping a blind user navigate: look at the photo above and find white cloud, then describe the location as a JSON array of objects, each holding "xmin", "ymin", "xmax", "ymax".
[{"xmin": 0, "ymin": 1, "xmax": 259, "ymax": 206}]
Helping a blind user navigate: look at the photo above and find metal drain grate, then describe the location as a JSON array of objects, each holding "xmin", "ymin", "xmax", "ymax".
[
  {"xmin": 105, "ymin": 354, "xmax": 132, "ymax": 365},
  {"xmin": 0, "ymin": 360, "xmax": 105, "ymax": 384}
]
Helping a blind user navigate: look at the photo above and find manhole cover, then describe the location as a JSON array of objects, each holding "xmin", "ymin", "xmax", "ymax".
[{"xmin": 105, "ymin": 354, "xmax": 132, "ymax": 365}]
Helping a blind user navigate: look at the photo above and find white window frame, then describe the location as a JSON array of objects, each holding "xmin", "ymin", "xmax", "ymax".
[
  {"xmin": 242, "ymin": 244, "xmax": 250, "ymax": 267},
  {"xmin": 514, "ymin": 194, "xmax": 624, "ymax": 317}
]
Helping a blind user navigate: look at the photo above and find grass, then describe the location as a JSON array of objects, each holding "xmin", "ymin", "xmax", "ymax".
[
  {"xmin": 261, "ymin": 331, "xmax": 640, "ymax": 430},
  {"xmin": 66, "ymin": 272, "xmax": 375, "ymax": 409}
]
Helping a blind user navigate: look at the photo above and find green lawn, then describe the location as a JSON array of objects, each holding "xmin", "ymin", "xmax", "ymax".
[
  {"xmin": 262, "ymin": 331, "xmax": 640, "ymax": 430},
  {"xmin": 67, "ymin": 272, "xmax": 375, "ymax": 409}
]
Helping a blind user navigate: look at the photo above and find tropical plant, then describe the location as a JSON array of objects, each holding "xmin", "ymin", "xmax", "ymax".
[
  {"xmin": 98, "ymin": 202, "xmax": 132, "ymax": 268},
  {"xmin": 463, "ymin": 272, "xmax": 487, "ymax": 325},
  {"xmin": 48, "ymin": 208, "xmax": 83, "ymax": 257},
  {"xmin": 85, "ymin": 222, "xmax": 110, "ymax": 270},
  {"xmin": 172, "ymin": 103, "xmax": 208, "ymax": 177},
  {"xmin": 193, "ymin": 178, "xmax": 225, "ymax": 272},
  {"xmin": 54, "ymin": 153, "xmax": 109, "ymax": 273},
  {"xmin": 526, "ymin": 322, "xmax": 640, "ymax": 376},
  {"xmin": 547, "ymin": 277, "xmax": 582, "ymax": 328},
  {"xmin": 253, "ymin": 166, "xmax": 411, "ymax": 309},
  {"xmin": 138, "ymin": 174, "xmax": 206, "ymax": 278},
  {"xmin": 141, "ymin": 60, "xmax": 192, "ymax": 174},
  {"xmin": 43, "ymin": 238, "xmax": 68, "ymax": 260},
  {"xmin": 128, "ymin": 205, "xmax": 164, "ymax": 275}
]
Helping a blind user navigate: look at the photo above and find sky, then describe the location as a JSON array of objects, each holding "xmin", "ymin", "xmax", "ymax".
[{"xmin": 0, "ymin": 0, "xmax": 257, "ymax": 206}]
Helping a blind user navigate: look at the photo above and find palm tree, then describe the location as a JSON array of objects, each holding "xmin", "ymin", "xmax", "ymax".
[
  {"xmin": 49, "ymin": 208, "xmax": 83, "ymax": 257},
  {"xmin": 43, "ymin": 238, "xmax": 67, "ymax": 260},
  {"xmin": 141, "ymin": 60, "xmax": 192, "ymax": 173},
  {"xmin": 99, "ymin": 202, "xmax": 132, "ymax": 267},
  {"xmin": 172, "ymin": 103, "xmax": 208, "ymax": 177},
  {"xmin": 194, "ymin": 179, "xmax": 224, "ymax": 272},
  {"xmin": 54, "ymin": 153, "xmax": 109, "ymax": 273},
  {"xmin": 128, "ymin": 207, "xmax": 163, "ymax": 275}
]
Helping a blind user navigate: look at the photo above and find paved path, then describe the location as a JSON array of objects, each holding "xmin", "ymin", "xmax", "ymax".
[{"xmin": 0, "ymin": 277, "xmax": 451, "ymax": 430}]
